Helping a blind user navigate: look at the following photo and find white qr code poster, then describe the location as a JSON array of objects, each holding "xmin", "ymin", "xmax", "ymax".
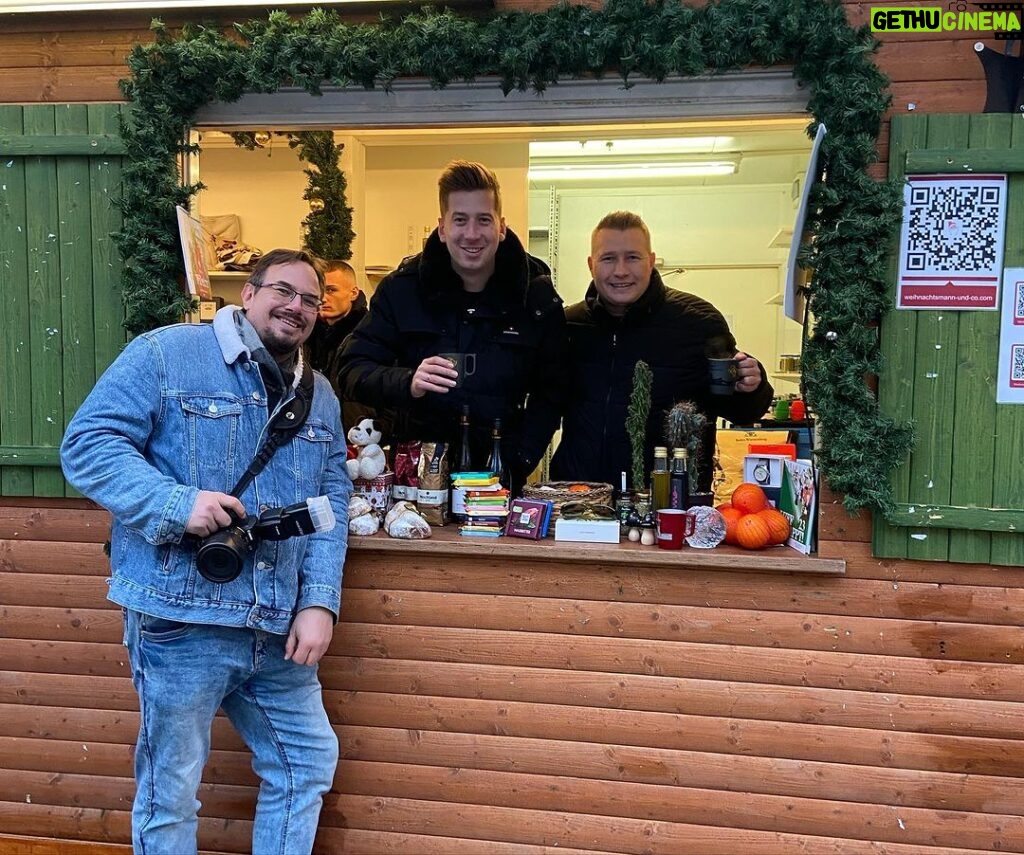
[
  {"xmin": 997, "ymin": 268, "xmax": 1024, "ymax": 404},
  {"xmin": 897, "ymin": 174, "xmax": 1006, "ymax": 310}
]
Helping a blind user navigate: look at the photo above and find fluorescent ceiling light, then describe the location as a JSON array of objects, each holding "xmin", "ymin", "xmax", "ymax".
[
  {"xmin": 529, "ymin": 161, "xmax": 738, "ymax": 181},
  {"xmin": 529, "ymin": 137, "xmax": 734, "ymax": 158},
  {"xmin": 0, "ymin": 0, "xmax": 402, "ymax": 11}
]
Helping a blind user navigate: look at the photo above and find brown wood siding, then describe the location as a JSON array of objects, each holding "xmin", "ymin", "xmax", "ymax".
[
  {"xmin": 4, "ymin": 498, "xmax": 1024, "ymax": 854},
  {"xmin": 0, "ymin": 2, "xmax": 998, "ymax": 119}
]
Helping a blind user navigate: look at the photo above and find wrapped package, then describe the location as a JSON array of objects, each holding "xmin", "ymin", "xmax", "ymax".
[
  {"xmin": 347, "ymin": 495, "xmax": 380, "ymax": 536},
  {"xmin": 385, "ymin": 500, "xmax": 432, "ymax": 539}
]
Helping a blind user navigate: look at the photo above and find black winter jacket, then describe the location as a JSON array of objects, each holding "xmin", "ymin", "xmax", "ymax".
[
  {"xmin": 305, "ymin": 291, "xmax": 371, "ymax": 432},
  {"xmin": 337, "ymin": 228, "xmax": 567, "ymax": 480},
  {"xmin": 549, "ymin": 271, "xmax": 774, "ymax": 491}
]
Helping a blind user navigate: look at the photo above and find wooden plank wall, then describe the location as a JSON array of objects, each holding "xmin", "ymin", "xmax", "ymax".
[
  {"xmin": 4, "ymin": 495, "xmax": 1024, "ymax": 854},
  {"xmin": 0, "ymin": 1, "xmax": 1001, "ymax": 134}
]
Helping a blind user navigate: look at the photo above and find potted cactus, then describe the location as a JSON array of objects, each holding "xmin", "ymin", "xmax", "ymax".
[{"xmin": 664, "ymin": 401, "xmax": 715, "ymax": 507}]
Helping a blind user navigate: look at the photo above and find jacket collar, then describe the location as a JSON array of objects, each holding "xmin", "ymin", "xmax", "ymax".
[
  {"xmin": 211, "ymin": 304, "xmax": 297, "ymax": 375},
  {"xmin": 213, "ymin": 304, "xmax": 248, "ymax": 364},
  {"xmin": 417, "ymin": 226, "xmax": 532, "ymax": 309},
  {"xmin": 583, "ymin": 267, "xmax": 668, "ymax": 324}
]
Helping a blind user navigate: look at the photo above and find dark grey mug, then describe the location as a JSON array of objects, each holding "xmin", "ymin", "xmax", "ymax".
[
  {"xmin": 708, "ymin": 357, "xmax": 740, "ymax": 396},
  {"xmin": 440, "ymin": 352, "xmax": 477, "ymax": 388}
]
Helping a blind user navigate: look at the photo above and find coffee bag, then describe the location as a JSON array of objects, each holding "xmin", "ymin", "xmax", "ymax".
[{"xmin": 417, "ymin": 442, "xmax": 449, "ymax": 525}]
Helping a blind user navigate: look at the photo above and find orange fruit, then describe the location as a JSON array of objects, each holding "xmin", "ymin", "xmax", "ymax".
[
  {"xmin": 567, "ymin": 484, "xmax": 590, "ymax": 493},
  {"xmin": 757, "ymin": 508, "xmax": 791, "ymax": 545},
  {"xmin": 715, "ymin": 502, "xmax": 732, "ymax": 512},
  {"xmin": 731, "ymin": 482, "xmax": 769, "ymax": 516},
  {"xmin": 718, "ymin": 506, "xmax": 744, "ymax": 545},
  {"xmin": 735, "ymin": 513, "xmax": 772, "ymax": 550}
]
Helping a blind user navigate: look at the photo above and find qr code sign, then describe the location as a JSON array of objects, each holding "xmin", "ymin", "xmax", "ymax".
[
  {"xmin": 903, "ymin": 178, "xmax": 1005, "ymax": 277},
  {"xmin": 1011, "ymin": 345, "xmax": 1024, "ymax": 388}
]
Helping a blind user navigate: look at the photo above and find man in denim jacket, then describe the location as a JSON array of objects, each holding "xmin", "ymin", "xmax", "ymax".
[{"xmin": 61, "ymin": 249, "xmax": 351, "ymax": 855}]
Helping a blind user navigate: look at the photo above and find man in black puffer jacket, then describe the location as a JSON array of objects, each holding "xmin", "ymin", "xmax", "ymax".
[
  {"xmin": 305, "ymin": 259, "xmax": 371, "ymax": 431},
  {"xmin": 550, "ymin": 211, "xmax": 774, "ymax": 493},
  {"xmin": 338, "ymin": 161, "xmax": 566, "ymax": 490}
]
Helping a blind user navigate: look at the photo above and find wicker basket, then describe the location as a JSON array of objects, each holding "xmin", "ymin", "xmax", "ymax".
[{"xmin": 522, "ymin": 481, "xmax": 614, "ymax": 525}]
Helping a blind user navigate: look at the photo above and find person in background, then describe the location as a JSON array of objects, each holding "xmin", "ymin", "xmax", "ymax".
[
  {"xmin": 550, "ymin": 210, "xmax": 774, "ymax": 491},
  {"xmin": 60, "ymin": 249, "xmax": 351, "ymax": 855},
  {"xmin": 305, "ymin": 258, "xmax": 372, "ymax": 428},
  {"xmin": 337, "ymin": 160, "xmax": 567, "ymax": 492}
]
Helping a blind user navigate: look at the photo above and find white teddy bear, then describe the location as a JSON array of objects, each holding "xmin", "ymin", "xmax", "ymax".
[{"xmin": 346, "ymin": 417, "xmax": 387, "ymax": 481}]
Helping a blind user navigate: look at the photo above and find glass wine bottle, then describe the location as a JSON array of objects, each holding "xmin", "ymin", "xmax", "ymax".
[
  {"xmin": 669, "ymin": 448, "xmax": 690, "ymax": 510},
  {"xmin": 455, "ymin": 405, "xmax": 473, "ymax": 473},
  {"xmin": 485, "ymin": 418, "xmax": 508, "ymax": 486}
]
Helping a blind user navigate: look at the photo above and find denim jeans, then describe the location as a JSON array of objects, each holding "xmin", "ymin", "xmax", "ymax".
[{"xmin": 124, "ymin": 610, "xmax": 338, "ymax": 855}]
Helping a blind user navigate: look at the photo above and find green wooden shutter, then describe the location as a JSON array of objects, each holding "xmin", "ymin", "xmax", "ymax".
[
  {"xmin": 874, "ymin": 113, "xmax": 1024, "ymax": 566},
  {"xmin": 0, "ymin": 104, "xmax": 127, "ymax": 498}
]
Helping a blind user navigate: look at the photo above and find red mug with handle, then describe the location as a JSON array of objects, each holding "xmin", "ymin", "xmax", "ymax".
[{"xmin": 656, "ymin": 508, "xmax": 696, "ymax": 549}]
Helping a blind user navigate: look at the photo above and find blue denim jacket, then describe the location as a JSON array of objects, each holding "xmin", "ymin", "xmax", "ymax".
[{"xmin": 60, "ymin": 307, "xmax": 352, "ymax": 634}]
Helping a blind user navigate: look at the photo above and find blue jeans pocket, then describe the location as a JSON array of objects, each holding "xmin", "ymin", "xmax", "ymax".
[{"xmin": 140, "ymin": 614, "xmax": 192, "ymax": 640}]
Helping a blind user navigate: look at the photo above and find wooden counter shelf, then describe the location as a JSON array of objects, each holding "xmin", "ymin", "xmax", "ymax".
[{"xmin": 347, "ymin": 525, "xmax": 845, "ymax": 575}]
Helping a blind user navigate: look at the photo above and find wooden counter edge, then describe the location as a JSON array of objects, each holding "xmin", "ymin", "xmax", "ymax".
[{"xmin": 347, "ymin": 528, "xmax": 845, "ymax": 575}]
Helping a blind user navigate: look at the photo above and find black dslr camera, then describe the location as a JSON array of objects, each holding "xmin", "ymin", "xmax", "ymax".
[{"xmin": 196, "ymin": 496, "xmax": 335, "ymax": 583}]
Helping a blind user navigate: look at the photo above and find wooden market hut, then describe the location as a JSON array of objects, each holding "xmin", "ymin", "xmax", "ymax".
[{"xmin": 4, "ymin": 1, "xmax": 1024, "ymax": 852}]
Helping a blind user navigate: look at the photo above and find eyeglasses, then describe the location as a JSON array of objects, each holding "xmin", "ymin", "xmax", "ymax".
[
  {"xmin": 560, "ymin": 501, "xmax": 618, "ymax": 521},
  {"xmin": 252, "ymin": 282, "xmax": 324, "ymax": 313}
]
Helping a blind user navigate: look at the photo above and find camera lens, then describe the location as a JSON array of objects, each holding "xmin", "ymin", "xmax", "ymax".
[{"xmin": 196, "ymin": 526, "xmax": 251, "ymax": 583}]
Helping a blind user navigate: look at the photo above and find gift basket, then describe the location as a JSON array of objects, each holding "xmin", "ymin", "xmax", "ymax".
[{"xmin": 521, "ymin": 481, "xmax": 614, "ymax": 525}]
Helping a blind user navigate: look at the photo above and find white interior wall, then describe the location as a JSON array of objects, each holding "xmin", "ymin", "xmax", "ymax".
[
  {"xmin": 197, "ymin": 142, "xmax": 308, "ymax": 254},
  {"xmin": 548, "ymin": 186, "xmax": 787, "ymax": 301}
]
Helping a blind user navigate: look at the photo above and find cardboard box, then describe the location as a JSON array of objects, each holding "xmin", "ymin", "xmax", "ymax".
[
  {"xmin": 554, "ymin": 518, "xmax": 620, "ymax": 544},
  {"xmin": 505, "ymin": 498, "xmax": 554, "ymax": 540},
  {"xmin": 748, "ymin": 442, "xmax": 796, "ymax": 459},
  {"xmin": 743, "ymin": 453, "xmax": 789, "ymax": 506}
]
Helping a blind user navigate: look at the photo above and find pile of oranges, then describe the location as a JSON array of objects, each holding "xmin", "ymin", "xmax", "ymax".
[{"xmin": 716, "ymin": 483, "xmax": 791, "ymax": 550}]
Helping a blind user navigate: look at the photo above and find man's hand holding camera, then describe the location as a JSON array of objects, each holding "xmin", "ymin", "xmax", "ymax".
[{"xmin": 186, "ymin": 490, "xmax": 247, "ymax": 537}]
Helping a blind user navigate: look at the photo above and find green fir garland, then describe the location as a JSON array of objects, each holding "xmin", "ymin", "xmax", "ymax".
[
  {"xmin": 289, "ymin": 131, "xmax": 355, "ymax": 261},
  {"xmin": 115, "ymin": 0, "xmax": 913, "ymax": 513}
]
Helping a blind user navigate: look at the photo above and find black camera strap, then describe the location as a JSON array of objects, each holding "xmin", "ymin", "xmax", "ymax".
[{"xmin": 228, "ymin": 360, "xmax": 315, "ymax": 499}]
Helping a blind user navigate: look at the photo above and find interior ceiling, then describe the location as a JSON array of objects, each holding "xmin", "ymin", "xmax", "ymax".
[{"xmin": 200, "ymin": 117, "xmax": 813, "ymax": 188}]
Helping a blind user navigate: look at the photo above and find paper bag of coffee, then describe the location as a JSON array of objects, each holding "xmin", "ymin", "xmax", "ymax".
[
  {"xmin": 393, "ymin": 441, "xmax": 421, "ymax": 501},
  {"xmin": 417, "ymin": 441, "xmax": 449, "ymax": 526}
]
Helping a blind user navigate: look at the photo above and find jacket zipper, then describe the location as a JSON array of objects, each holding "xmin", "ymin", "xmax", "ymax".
[{"xmin": 602, "ymin": 331, "xmax": 617, "ymax": 478}]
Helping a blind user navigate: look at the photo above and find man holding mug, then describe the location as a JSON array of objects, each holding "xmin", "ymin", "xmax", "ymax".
[
  {"xmin": 550, "ymin": 211, "xmax": 773, "ymax": 492},
  {"xmin": 338, "ymin": 161, "xmax": 567, "ymax": 489}
]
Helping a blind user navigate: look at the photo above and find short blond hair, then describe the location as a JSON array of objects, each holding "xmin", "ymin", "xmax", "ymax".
[
  {"xmin": 438, "ymin": 160, "xmax": 502, "ymax": 216},
  {"xmin": 592, "ymin": 211, "xmax": 652, "ymax": 253}
]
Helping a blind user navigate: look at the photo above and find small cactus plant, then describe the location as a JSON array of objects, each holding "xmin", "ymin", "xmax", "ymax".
[{"xmin": 665, "ymin": 401, "xmax": 706, "ymax": 492}]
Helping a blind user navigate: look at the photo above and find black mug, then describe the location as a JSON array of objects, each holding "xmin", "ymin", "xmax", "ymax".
[
  {"xmin": 708, "ymin": 357, "xmax": 740, "ymax": 396},
  {"xmin": 440, "ymin": 352, "xmax": 477, "ymax": 389}
]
